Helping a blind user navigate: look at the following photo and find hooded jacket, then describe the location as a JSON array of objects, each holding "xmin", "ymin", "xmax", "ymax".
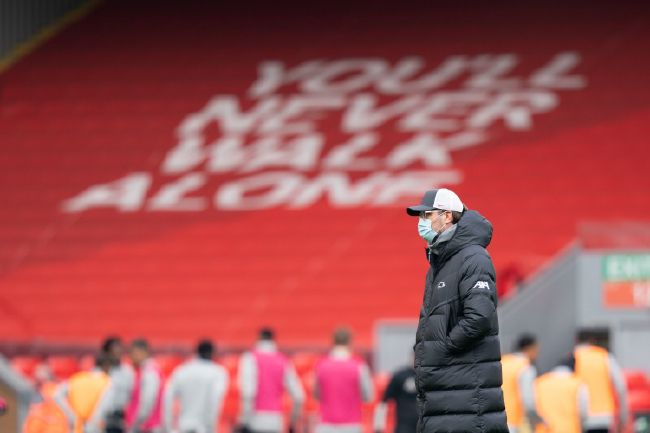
[{"xmin": 414, "ymin": 210, "xmax": 508, "ymax": 433}]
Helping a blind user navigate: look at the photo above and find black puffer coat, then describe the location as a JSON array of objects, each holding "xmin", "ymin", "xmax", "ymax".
[{"xmin": 414, "ymin": 210, "xmax": 508, "ymax": 433}]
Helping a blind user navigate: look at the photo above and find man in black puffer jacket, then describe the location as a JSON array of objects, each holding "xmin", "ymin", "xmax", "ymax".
[{"xmin": 406, "ymin": 188, "xmax": 508, "ymax": 433}]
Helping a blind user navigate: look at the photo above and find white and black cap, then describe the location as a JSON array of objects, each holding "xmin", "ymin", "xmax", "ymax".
[{"xmin": 406, "ymin": 188, "xmax": 464, "ymax": 216}]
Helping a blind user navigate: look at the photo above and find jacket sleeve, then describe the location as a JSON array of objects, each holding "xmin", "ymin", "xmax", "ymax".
[
  {"xmin": 52, "ymin": 382, "xmax": 76, "ymax": 430},
  {"xmin": 205, "ymin": 367, "xmax": 228, "ymax": 433},
  {"xmin": 87, "ymin": 382, "xmax": 116, "ymax": 433},
  {"xmin": 519, "ymin": 366, "xmax": 544, "ymax": 425},
  {"xmin": 608, "ymin": 355, "xmax": 629, "ymax": 426},
  {"xmin": 284, "ymin": 364, "xmax": 305, "ymax": 424},
  {"xmin": 445, "ymin": 252, "xmax": 498, "ymax": 353},
  {"xmin": 238, "ymin": 352, "xmax": 256, "ymax": 425},
  {"xmin": 358, "ymin": 363, "xmax": 375, "ymax": 403}
]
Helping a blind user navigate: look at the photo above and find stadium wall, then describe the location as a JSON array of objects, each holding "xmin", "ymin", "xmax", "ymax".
[
  {"xmin": 499, "ymin": 245, "xmax": 579, "ymax": 373},
  {"xmin": 500, "ymin": 242, "xmax": 650, "ymax": 373}
]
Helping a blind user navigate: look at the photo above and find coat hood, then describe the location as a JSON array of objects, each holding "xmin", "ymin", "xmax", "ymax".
[{"xmin": 431, "ymin": 210, "xmax": 493, "ymax": 263}]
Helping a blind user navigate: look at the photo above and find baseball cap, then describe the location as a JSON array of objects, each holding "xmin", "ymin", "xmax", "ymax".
[{"xmin": 406, "ymin": 188, "xmax": 464, "ymax": 216}]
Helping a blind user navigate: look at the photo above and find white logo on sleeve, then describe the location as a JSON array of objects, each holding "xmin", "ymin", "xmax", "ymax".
[{"xmin": 473, "ymin": 281, "xmax": 490, "ymax": 290}]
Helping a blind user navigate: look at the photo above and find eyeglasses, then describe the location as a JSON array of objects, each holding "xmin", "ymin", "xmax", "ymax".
[{"xmin": 419, "ymin": 210, "xmax": 447, "ymax": 219}]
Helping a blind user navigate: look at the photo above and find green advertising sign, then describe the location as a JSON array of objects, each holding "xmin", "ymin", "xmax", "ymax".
[
  {"xmin": 602, "ymin": 254, "xmax": 650, "ymax": 282},
  {"xmin": 602, "ymin": 254, "xmax": 650, "ymax": 309}
]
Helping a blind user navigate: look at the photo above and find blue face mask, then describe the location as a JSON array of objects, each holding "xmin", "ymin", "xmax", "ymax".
[{"xmin": 418, "ymin": 217, "xmax": 437, "ymax": 243}]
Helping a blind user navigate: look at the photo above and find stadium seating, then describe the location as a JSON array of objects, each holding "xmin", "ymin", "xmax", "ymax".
[
  {"xmin": 9, "ymin": 356, "xmax": 41, "ymax": 381},
  {"xmin": 154, "ymin": 354, "xmax": 185, "ymax": 379},
  {"xmin": 1, "ymin": 0, "xmax": 649, "ymax": 352},
  {"xmin": 45, "ymin": 356, "xmax": 79, "ymax": 380},
  {"xmin": 78, "ymin": 353, "xmax": 96, "ymax": 371},
  {"xmin": 625, "ymin": 371, "xmax": 650, "ymax": 414},
  {"xmin": 292, "ymin": 352, "xmax": 320, "ymax": 377}
]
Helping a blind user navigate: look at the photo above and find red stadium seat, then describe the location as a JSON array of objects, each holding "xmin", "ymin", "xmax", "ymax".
[
  {"xmin": 154, "ymin": 354, "xmax": 184, "ymax": 379},
  {"xmin": 373, "ymin": 373, "xmax": 391, "ymax": 404},
  {"xmin": 79, "ymin": 354, "xmax": 96, "ymax": 371},
  {"xmin": 300, "ymin": 371, "xmax": 319, "ymax": 413},
  {"xmin": 222, "ymin": 380, "xmax": 241, "ymax": 426},
  {"xmin": 625, "ymin": 370, "xmax": 649, "ymax": 391},
  {"xmin": 46, "ymin": 356, "xmax": 80, "ymax": 380},
  {"xmin": 292, "ymin": 352, "xmax": 320, "ymax": 377},
  {"xmin": 625, "ymin": 371, "xmax": 650, "ymax": 413},
  {"xmin": 219, "ymin": 354, "xmax": 240, "ymax": 378},
  {"xmin": 10, "ymin": 356, "xmax": 41, "ymax": 381},
  {"xmin": 629, "ymin": 389, "xmax": 650, "ymax": 412}
]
